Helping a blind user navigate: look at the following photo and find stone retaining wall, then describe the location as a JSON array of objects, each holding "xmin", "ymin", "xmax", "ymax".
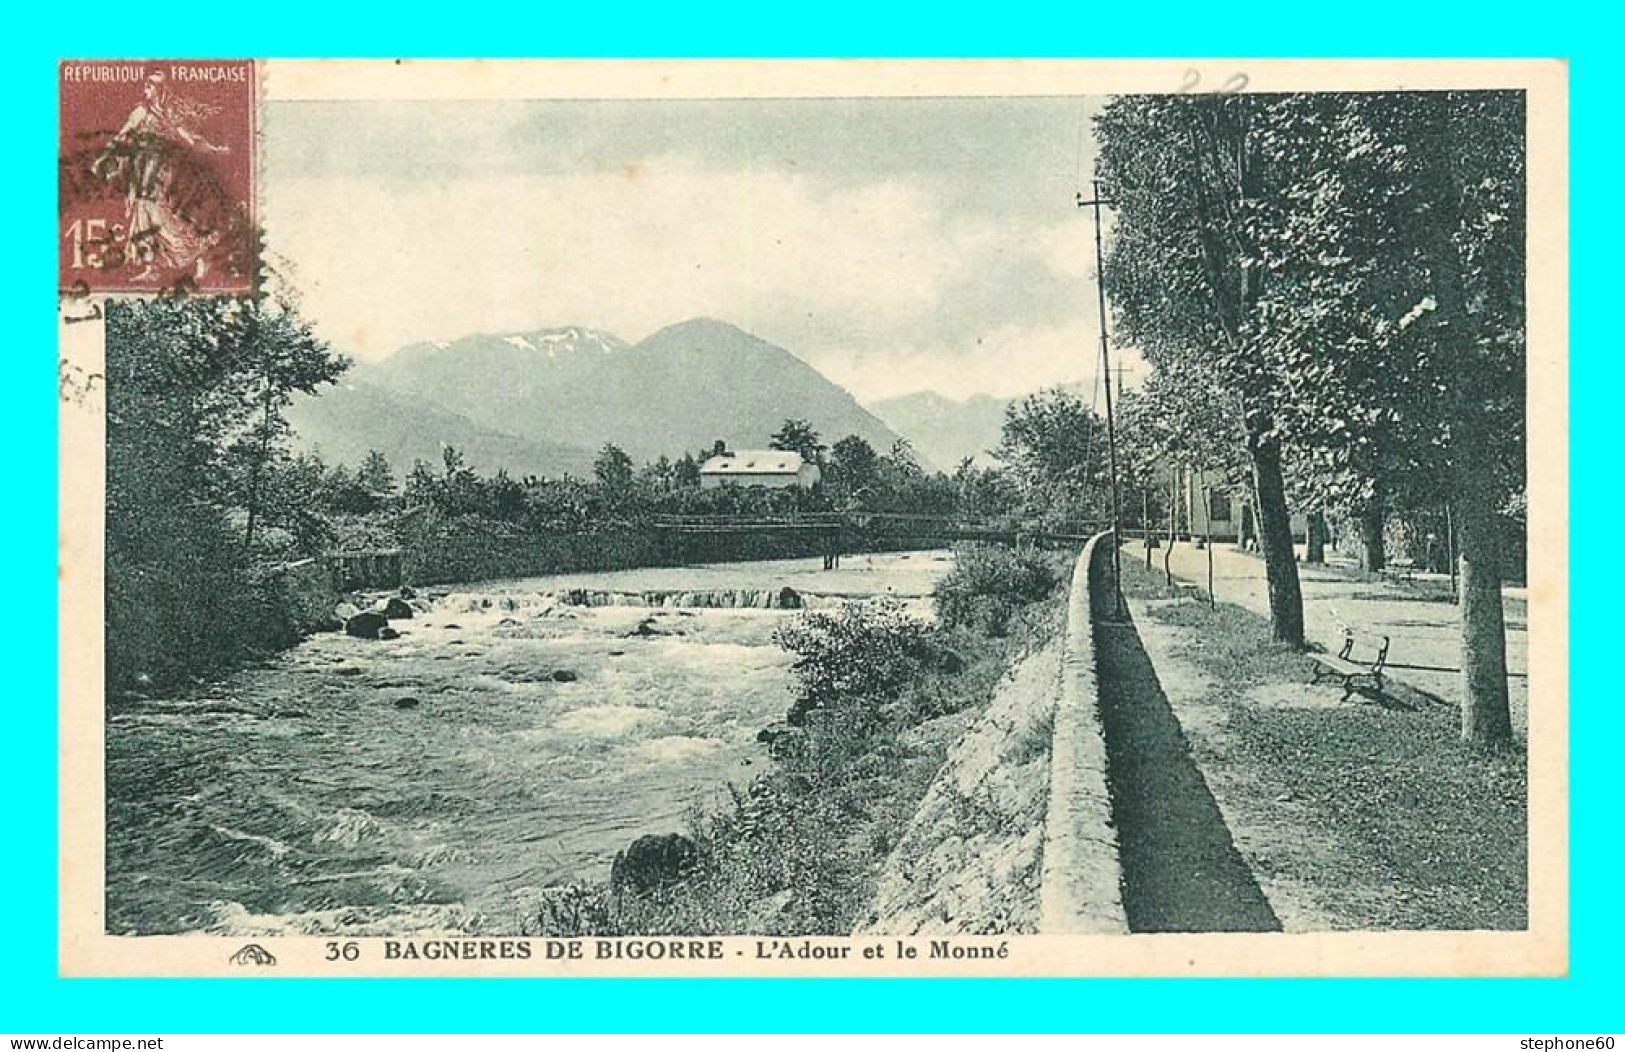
[
  {"xmin": 853, "ymin": 634, "xmax": 1062, "ymax": 935},
  {"xmin": 1037, "ymin": 531, "xmax": 1129, "ymax": 933},
  {"xmin": 855, "ymin": 534, "xmax": 1127, "ymax": 936}
]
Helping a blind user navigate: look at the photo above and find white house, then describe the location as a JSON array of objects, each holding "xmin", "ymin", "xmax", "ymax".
[
  {"xmin": 1175, "ymin": 466, "xmax": 1307, "ymax": 545},
  {"xmin": 699, "ymin": 449, "xmax": 822, "ymax": 490}
]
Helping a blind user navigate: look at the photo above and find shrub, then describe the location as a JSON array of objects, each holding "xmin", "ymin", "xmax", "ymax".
[
  {"xmin": 537, "ymin": 562, "xmax": 1070, "ymax": 939},
  {"xmin": 772, "ymin": 599, "xmax": 938, "ymax": 728},
  {"xmin": 932, "ymin": 543, "xmax": 1061, "ymax": 635}
]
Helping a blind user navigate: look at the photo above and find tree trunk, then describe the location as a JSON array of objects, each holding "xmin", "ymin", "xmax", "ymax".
[
  {"xmin": 1165, "ymin": 470, "xmax": 1176, "ymax": 586},
  {"xmin": 1358, "ymin": 491, "xmax": 1385, "ymax": 572},
  {"xmin": 1446, "ymin": 502, "xmax": 1459, "ymax": 603},
  {"xmin": 1454, "ymin": 420, "xmax": 1513, "ymax": 745},
  {"xmin": 1248, "ymin": 430, "xmax": 1305, "ymax": 646},
  {"xmin": 1305, "ymin": 511, "xmax": 1327, "ymax": 564},
  {"xmin": 1406, "ymin": 98, "xmax": 1512, "ymax": 743},
  {"xmin": 1143, "ymin": 489, "xmax": 1153, "ymax": 568},
  {"xmin": 241, "ymin": 374, "xmax": 275, "ymax": 556}
]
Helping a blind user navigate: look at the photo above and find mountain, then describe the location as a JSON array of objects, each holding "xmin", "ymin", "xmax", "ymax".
[
  {"xmin": 868, "ymin": 390, "xmax": 1012, "ymax": 471},
  {"xmin": 289, "ymin": 320, "xmax": 911, "ymax": 474},
  {"xmin": 358, "ymin": 326, "xmax": 632, "ymax": 449},
  {"xmin": 285, "ymin": 378, "xmax": 597, "ymax": 479},
  {"xmin": 599, "ymin": 318, "xmax": 908, "ymax": 462}
]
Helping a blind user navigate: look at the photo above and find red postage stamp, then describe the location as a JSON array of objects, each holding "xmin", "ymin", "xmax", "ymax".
[{"xmin": 59, "ymin": 59, "xmax": 257, "ymax": 296}]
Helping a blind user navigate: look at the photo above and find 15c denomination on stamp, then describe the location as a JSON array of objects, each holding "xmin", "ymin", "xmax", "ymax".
[{"xmin": 59, "ymin": 59, "xmax": 257, "ymax": 296}]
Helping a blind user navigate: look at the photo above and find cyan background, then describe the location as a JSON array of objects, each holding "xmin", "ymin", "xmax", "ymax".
[{"xmin": 6, "ymin": 3, "xmax": 1601, "ymax": 1032}]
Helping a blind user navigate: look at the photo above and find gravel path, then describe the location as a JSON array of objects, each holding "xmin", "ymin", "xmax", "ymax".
[{"xmin": 1141, "ymin": 541, "xmax": 1529, "ymax": 738}]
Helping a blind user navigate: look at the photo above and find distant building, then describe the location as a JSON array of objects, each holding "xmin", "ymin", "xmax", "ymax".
[
  {"xmin": 1173, "ymin": 466, "xmax": 1307, "ymax": 546},
  {"xmin": 700, "ymin": 449, "xmax": 821, "ymax": 490}
]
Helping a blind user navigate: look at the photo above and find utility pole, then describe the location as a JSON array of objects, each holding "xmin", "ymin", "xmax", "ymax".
[{"xmin": 1078, "ymin": 179, "xmax": 1123, "ymax": 614}]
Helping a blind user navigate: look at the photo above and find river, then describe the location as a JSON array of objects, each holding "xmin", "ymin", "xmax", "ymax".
[{"xmin": 106, "ymin": 551, "xmax": 952, "ymax": 936}]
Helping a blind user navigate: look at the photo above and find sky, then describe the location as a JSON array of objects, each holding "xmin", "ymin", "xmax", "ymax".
[{"xmin": 261, "ymin": 96, "xmax": 1145, "ymax": 404}]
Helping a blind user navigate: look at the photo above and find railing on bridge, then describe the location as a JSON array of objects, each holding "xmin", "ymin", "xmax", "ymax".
[
  {"xmin": 648, "ymin": 512, "xmax": 1108, "ymax": 544},
  {"xmin": 650, "ymin": 512, "xmax": 845, "ymax": 533}
]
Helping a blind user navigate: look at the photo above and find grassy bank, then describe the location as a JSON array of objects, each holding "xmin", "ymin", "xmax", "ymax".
[
  {"xmin": 528, "ymin": 544, "xmax": 1070, "ymax": 937},
  {"xmin": 1119, "ymin": 558, "xmax": 1526, "ymax": 931}
]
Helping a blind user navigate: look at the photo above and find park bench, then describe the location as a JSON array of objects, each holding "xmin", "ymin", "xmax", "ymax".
[
  {"xmin": 1308, "ymin": 628, "xmax": 1391, "ymax": 701},
  {"xmin": 1380, "ymin": 556, "xmax": 1417, "ymax": 582}
]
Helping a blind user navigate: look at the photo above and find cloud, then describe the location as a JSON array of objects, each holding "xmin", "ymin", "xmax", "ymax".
[
  {"xmin": 1037, "ymin": 214, "xmax": 1101, "ymax": 282},
  {"xmin": 274, "ymin": 159, "xmax": 953, "ymax": 345},
  {"xmin": 262, "ymin": 153, "xmax": 1107, "ymax": 402},
  {"xmin": 807, "ymin": 318, "xmax": 1150, "ymax": 404}
]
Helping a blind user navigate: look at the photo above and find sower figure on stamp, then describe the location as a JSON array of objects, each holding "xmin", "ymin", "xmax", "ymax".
[{"xmin": 93, "ymin": 71, "xmax": 229, "ymax": 283}]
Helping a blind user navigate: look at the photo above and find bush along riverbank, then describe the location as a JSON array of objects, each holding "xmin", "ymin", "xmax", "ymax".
[{"xmin": 527, "ymin": 543, "xmax": 1070, "ymax": 937}]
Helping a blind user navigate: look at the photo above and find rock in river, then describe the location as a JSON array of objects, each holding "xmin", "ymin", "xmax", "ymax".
[
  {"xmin": 610, "ymin": 833, "xmax": 698, "ymax": 894},
  {"xmin": 345, "ymin": 611, "xmax": 389, "ymax": 639},
  {"xmin": 626, "ymin": 617, "xmax": 667, "ymax": 638}
]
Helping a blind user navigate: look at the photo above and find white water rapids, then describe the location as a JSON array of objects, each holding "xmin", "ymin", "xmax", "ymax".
[{"xmin": 106, "ymin": 551, "xmax": 951, "ymax": 936}]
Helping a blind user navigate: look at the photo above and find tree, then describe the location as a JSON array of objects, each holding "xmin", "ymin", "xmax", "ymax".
[
  {"xmin": 1375, "ymin": 92, "xmax": 1524, "ymax": 744},
  {"xmin": 103, "ymin": 295, "xmax": 346, "ymax": 689},
  {"xmin": 220, "ymin": 305, "xmax": 349, "ymax": 554},
  {"xmin": 885, "ymin": 437, "xmax": 922, "ymax": 478},
  {"xmin": 1096, "ymin": 94, "xmax": 1306, "ymax": 644},
  {"xmin": 1246, "ymin": 91, "xmax": 1524, "ymax": 742},
  {"xmin": 357, "ymin": 449, "xmax": 396, "ymax": 503},
  {"xmin": 317, "ymin": 459, "xmax": 379, "ymax": 516},
  {"xmin": 593, "ymin": 443, "xmax": 636, "ymax": 502},
  {"xmin": 769, "ymin": 419, "xmax": 827, "ymax": 464},
  {"xmin": 827, "ymin": 435, "xmax": 881, "ymax": 503},
  {"xmin": 262, "ymin": 452, "xmax": 336, "ymax": 554},
  {"xmin": 639, "ymin": 455, "xmax": 676, "ymax": 495},
  {"xmin": 486, "ymin": 468, "xmax": 527, "ymax": 522},
  {"xmin": 436, "ymin": 445, "xmax": 482, "ymax": 516},
  {"xmin": 953, "ymin": 457, "xmax": 1021, "ymax": 523},
  {"xmin": 1243, "ymin": 93, "xmax": 1441, "ymax": 576},
  {"xmin": 997, "ymin": 386, "xmax": 1110, "ymax": 524},
  {"xmin": 1098, "ymin": 90, "xmax": 1525, "ymax": 742},
  {"xmin": 403, "ymin": 459, "xmax": 439, "ymax": 510},
  {"xmin": 673, "ymin": 452, "xmax": 702, "ymax": 489}
]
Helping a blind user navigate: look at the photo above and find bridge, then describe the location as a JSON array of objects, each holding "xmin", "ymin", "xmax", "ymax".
[
  {"xmin": 649, "ymin": 511, "xmax": 1107, "ymax": 547},
  {"xmin": 319, "ymin": 515, "xmax": 1111, "ymax": 590}
]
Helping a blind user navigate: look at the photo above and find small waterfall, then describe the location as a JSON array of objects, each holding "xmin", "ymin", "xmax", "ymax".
[{"xmin": 555, "ymin": 587, "xmax": 808, "ymax": 610}]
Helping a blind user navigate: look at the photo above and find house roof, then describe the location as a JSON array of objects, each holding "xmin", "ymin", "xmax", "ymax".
[{"xmin": 700, "ymin": 450, "xmax": 807, "ymax": 475}]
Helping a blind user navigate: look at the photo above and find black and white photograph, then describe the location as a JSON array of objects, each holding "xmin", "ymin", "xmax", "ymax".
[{"xmin": 57, "ymin": 59, "xmax": 1567, "ymax": 977}]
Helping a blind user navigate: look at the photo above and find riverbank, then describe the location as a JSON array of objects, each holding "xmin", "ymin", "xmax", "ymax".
[{"xmin": 529, "ymin": 545, "xmax": 1072, "ymax": 938}]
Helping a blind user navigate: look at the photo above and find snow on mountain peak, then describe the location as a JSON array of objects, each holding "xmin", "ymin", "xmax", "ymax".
[{"xmin": 530, "ymin": 328, "xmax": 619, "ymax": 356}]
